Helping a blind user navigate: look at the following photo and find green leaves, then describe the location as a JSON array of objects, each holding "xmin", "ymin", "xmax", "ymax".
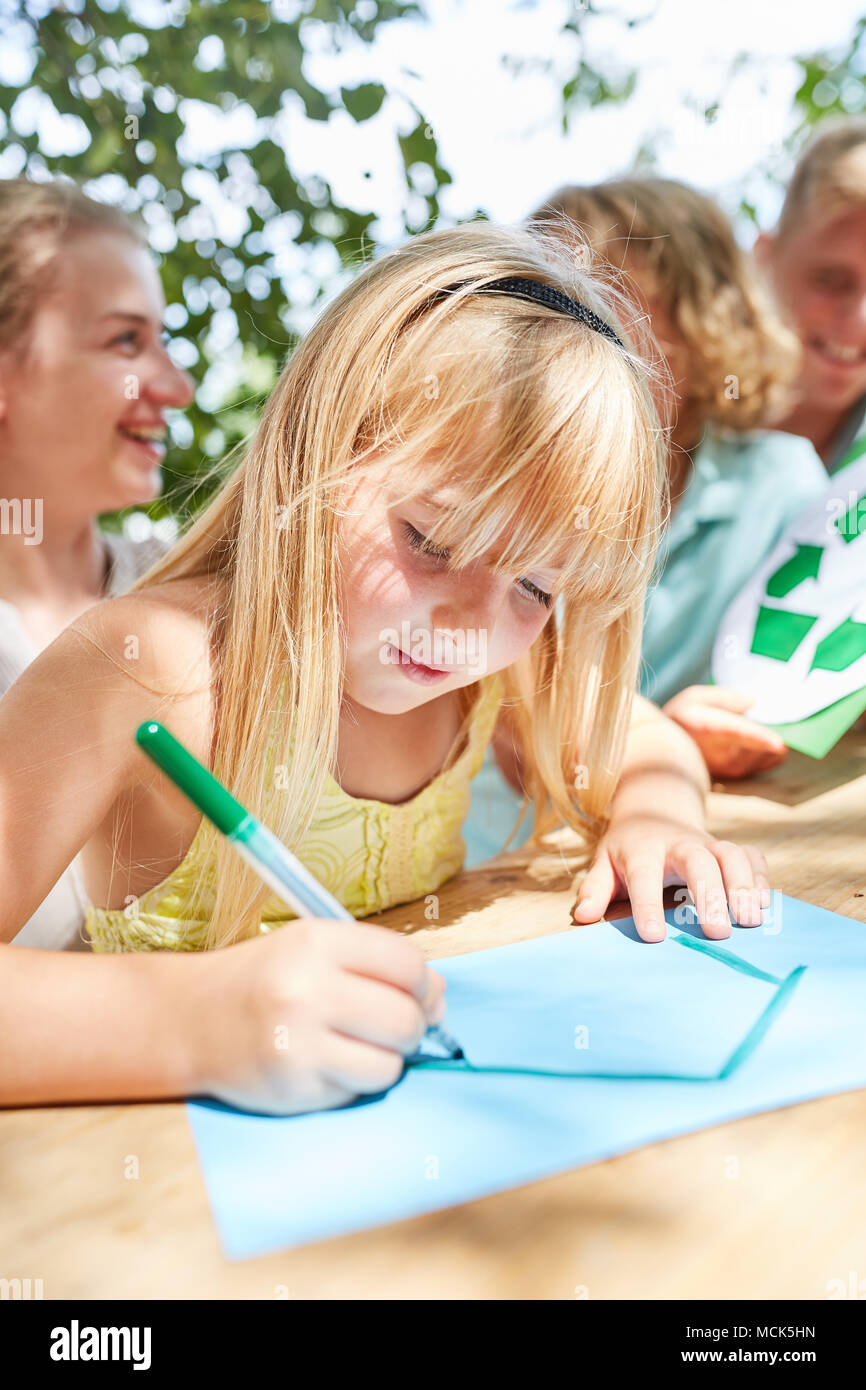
[
  {"xmin": 561, "ymin": 61, "xmax": 637, "ymax": 136},
  {"xmin": 791, "ymin": 18, "xmax": 866, "ymax": 142},
  {"xmin": 397, "ymin": 109, "xmax": 451, "ymax": 233},
  {"xmin": 340, "ymin": 82, "xmax": 386, "ymax": 122},
  {"xmin": 82, "ymin": 124, "xmax": 122, "ymax": 176}
]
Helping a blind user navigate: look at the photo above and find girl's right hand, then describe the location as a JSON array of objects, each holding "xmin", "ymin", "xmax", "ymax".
[{"xmin": 191, "ymin": 919, "xmax": 448, "ymax": 1116}]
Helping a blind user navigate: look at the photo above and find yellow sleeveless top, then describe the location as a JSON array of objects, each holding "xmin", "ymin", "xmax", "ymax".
[{"xmin": 84, "ymin": 671, "xmax": 505, "ymax": 952}]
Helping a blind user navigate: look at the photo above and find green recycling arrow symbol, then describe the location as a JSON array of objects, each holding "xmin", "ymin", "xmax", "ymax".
[
  {"xmin": 751, "ymin": 606, "xmax": 866, "ymax": 669},
  {"xmin": 751, "ymin": 606, "xmax": 817, "ymax": 661},
  {"xmin": 835, "ymin": 490, "xmax": 866, "ymax": 544},
  {"xmin": 810, "ymin": 616, "xmax": 866, "ymax": 671},
  {"xmin": 765, "ymin": 543, "xmax": 823, "ymax": 598}
]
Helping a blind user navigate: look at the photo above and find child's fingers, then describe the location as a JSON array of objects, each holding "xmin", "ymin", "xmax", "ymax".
[
  {"xmin": 320, "ymin": 1033, "xmax": 409, "ymax": 1097},
  {"xmin": 617, "ymin": 856, "xmax": 667, "ymax": 943},
  {"xmin": 696, "ymin": 707, "xmax": 787, "ymax": 752},
  {"xmin": 667, "ymin": 693, "xmax": 787, "ymax": 755},
  {"xmin": 732, "ymin": 746, "xmax": 789, "ymax": 774},
  {"xmin": 428, "ymin": 992, "xmax": 447, "ymax": 1025},
  {"xmin": 423, "ymin": 973, "xmax": 448, "ymax": 1022},
  {"xmin": 571, "ymin": 848, "xmax": 616, "ymax": 924},
  {"xmin": 711, "ymin": 839, "xmax": 763, "ymax": 927},
  {"xmin": 667, "ymin": 844, "xmax": 732, "ymax": 940},
  {"xmin": 665, "ymin": 685, "xmax": 754, "ymax": 718},
  {"xmin": 422, "ymin": 967, "xmax": 447, "ymax": 998},
  {"xmin": 328, "ymin": 919, "xmax": 439, "ymax": 1009},
  {"xmin": 686, "ymin": 685, "xmax": 757, "ymax": 712},
  {"xmin": 743, "ymin": 845, "xmax": 772, "ymax": 907},
  {"xmin": 706, "ymin": 750, "xmax": 776, "ymax": 781},
  {"xmin": 326, "ymin": 970, "xmax": 431, "ymax": 1056}
]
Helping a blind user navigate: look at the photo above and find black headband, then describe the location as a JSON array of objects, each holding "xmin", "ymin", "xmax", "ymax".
[{"xmin": 436, "ymin": 275, "xmax": 625, "ymax": 348}]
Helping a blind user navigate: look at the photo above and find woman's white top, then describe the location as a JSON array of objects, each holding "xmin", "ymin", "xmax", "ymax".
[{"xmin": 1, "ymin": 531, "xmax": 171, "ymax": 950}]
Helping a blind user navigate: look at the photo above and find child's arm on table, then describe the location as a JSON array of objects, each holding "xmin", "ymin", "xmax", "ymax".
[
  {"xmin": 571, "ymin": 693, "xmax": 770, "ymax": 942},
  {"xmin": 0, "ymin": 598, "xmax": 444, "ymax": 1114}
]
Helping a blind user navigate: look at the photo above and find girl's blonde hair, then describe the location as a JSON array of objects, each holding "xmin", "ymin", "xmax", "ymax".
[
  {"xmin": 0, "ymin": 177, "xmax": 143, "ymax": 352},
  {"xmin": 128, "ymin": 218, "xmax": 667, "ymax": 950},
  {"xmin": 777, "ymin": 116, "xmax": 866, "ymax": 240},
  {"xmin": 530, "ymin": 177, "xmax": 801, "ymax": 430}
]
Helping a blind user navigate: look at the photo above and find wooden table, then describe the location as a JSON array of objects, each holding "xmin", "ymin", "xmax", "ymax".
[{"xmin": 2, "ymin": 731, "xmax": 865, "ymax": 1300}]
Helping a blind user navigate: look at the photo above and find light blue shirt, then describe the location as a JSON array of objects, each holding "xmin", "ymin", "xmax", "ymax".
[
  {"xmin": 639, "ymin": 427, "xmax": 828, "ymax": 706},
  {"xmin": 463, "ymin": 740, "xmax": 536, "ymax": 868}
]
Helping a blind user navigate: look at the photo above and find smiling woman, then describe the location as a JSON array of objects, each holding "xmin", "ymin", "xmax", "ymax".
[
  {"xmin": 0, "ymin": 180, "xmax": 194, "ymax": 526},
  {"xmin": 0, "ymin": 177, "xmax": 194, "ymax": 948}
]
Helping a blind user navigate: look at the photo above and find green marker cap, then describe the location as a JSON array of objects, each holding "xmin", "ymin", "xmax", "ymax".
[{"xmin": 135, "ymin": 721, "xmax": 248, "ymax": 837}]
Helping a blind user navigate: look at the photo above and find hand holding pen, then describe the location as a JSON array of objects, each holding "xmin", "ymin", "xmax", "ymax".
[{"xmin": 135, "ymin": 722, "xmax": 459, "ymax": 1117}]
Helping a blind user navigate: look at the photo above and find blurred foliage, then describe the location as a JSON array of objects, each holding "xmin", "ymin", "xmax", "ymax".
[
  {"xmin": 0, "ymin": 0, "xmax": 457, "ymax": 524},
  {"xmin": 550, "ymin": 6, "xmax": 866, "ymax": 237},
  {"xmin": 734, "ymin": 17, "xmax": 866, "ymax": 231},
  {"xmin": 792, "ymin": 16, "xmax": 866, "ymax": 135}
]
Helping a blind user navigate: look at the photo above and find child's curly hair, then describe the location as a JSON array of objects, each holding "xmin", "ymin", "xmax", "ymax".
[{"xmin": 529, "ymin": 176, "xmax": 802, "ymax": 430}]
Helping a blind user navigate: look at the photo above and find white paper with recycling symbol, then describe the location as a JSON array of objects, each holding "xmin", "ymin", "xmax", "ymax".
[{"xmin": 712, "ymin": 453, "xmax": 866, "ymax": 725}]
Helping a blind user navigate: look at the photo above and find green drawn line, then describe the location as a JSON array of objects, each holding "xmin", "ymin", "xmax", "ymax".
[
  {"xmin": 717, "ymin": 965, "xmax": 807, "ymax": 1080},
  {"xmin": 411, "ymin": 1060, "xmax": 734, "ymax": 1081},
  {"xmin": 668, "ymin": 929, "xmax": 784, "ymax": 985},
  {"xmin": 408, "ymin": 933, "xmax": 807, "ymax": 1084}
]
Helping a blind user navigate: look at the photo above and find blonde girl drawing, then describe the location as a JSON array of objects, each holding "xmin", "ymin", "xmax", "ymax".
[{"xmin": 0, "ymin": 218, "xmax": 770, "ymax": 1115}]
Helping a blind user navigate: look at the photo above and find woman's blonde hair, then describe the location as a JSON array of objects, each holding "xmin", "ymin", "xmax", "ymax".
[
  {"xmin": 530, "ymin": 177, "xmax": 801, "ymax": 430},
  {"xmin": 777, "ymin": 116, "xmax": 866, "ymax": 240},
  {"xmin": 0, "ymin": 177, "xmax": 143, "ymax": 352},
  {"xmin": 128, "ymin": 218, "xmax": 667, "ymax": 950}
]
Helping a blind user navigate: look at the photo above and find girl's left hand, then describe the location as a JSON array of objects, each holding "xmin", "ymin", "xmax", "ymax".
[{"xmin": 569, "ymin": 813, "xmax": 771, "ymax": 943}]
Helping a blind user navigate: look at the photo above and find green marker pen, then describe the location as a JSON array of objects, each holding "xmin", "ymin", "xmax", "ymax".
[{"xmin": 135, "ymin": 721, "xmax": 464, "ymax": 1063}]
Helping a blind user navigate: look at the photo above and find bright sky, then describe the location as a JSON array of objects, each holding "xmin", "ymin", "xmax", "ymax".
[{"xmin": 292, "ymin": 0, "xmax": 866, "ymax": 240}]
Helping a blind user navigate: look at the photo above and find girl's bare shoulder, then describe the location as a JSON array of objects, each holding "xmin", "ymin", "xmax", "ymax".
[
  {"xmin": 70, "ymin": 576, "xmax": 225, "ymax": 699},
  {"xmin": 21, "ymin": 575, "xmax": 229, "ymax": 775},
  {"xmin": 0, "ymin": 577, "xmax": 226, "ymax": 879}
]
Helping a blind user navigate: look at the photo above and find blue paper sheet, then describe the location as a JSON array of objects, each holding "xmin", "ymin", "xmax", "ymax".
[{"xmin": 187, "ymin": 893, "xmax": 866, "ymax": 1259}]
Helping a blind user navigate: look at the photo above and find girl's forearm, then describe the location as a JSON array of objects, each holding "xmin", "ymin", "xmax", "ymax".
[
  {"xmin": 0, "ymin": 944, "xmax": 208, "ymax": 1107},
  {"xmin": 609, "ymin": 697, "xmax": 710, "ymax": 827}
]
